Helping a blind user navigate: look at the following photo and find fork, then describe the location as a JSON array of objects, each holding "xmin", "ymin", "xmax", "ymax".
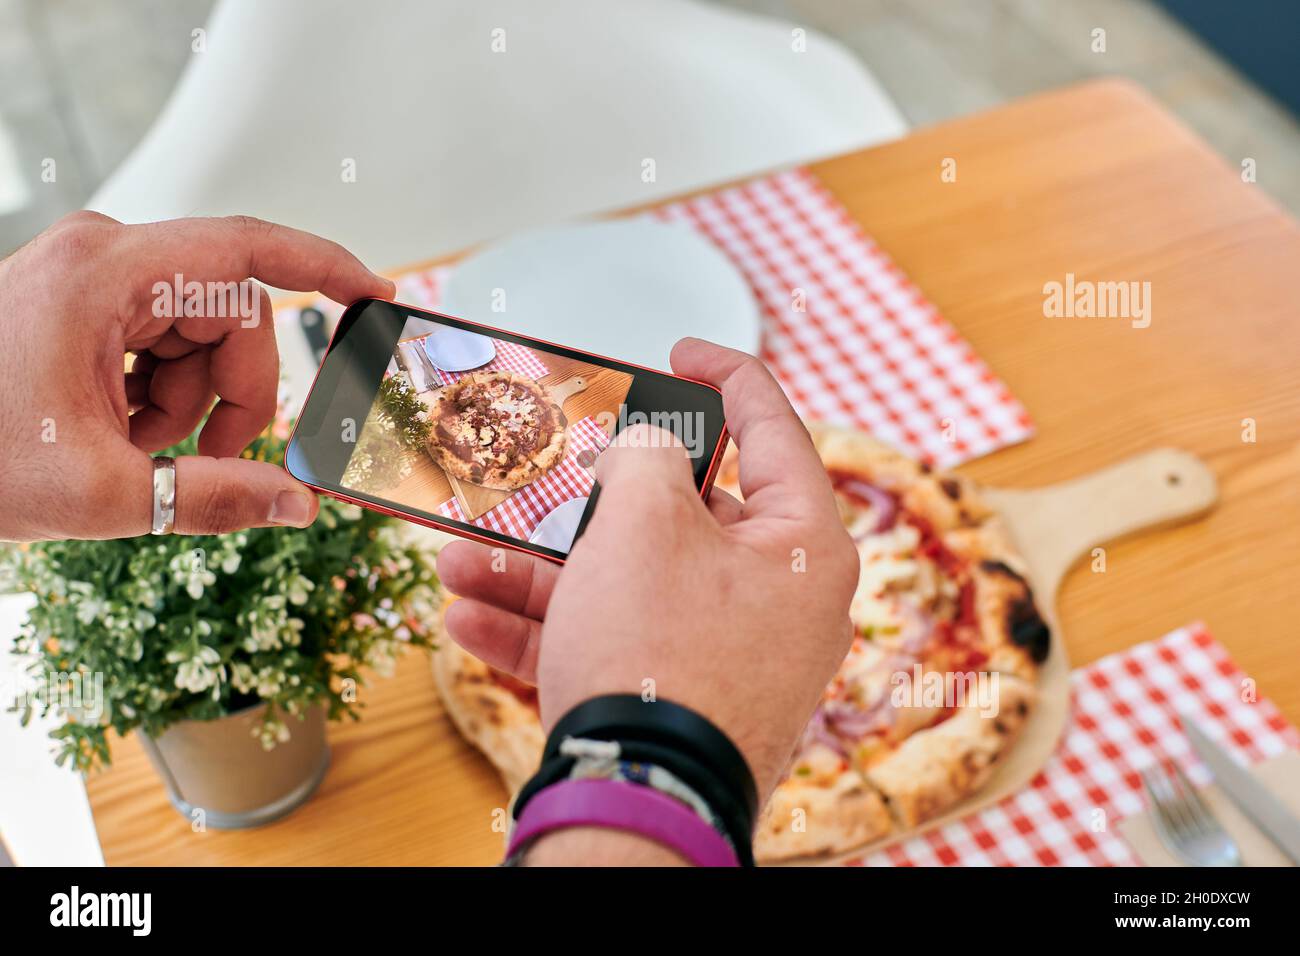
[{"xmin": 1141, "ymin": 761, "xmax": 1242, "ymax": 866}]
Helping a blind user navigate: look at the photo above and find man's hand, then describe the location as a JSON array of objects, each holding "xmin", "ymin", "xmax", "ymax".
[
  {"xmin": 0, "ymin": 211, "xmax": 393, "ymax": 541},
  {"xmin": 437, "ymin": 339, "xmax": 860, "ymax": 807}
]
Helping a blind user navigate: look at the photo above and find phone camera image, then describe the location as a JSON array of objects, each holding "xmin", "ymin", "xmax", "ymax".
[
  {"xmin": 286, "ymin": 300, "xmax": 727, "ymax": 562},
  {"xmin": 343, "ymin": 308, "xmax": 631, "ymax": 555}
]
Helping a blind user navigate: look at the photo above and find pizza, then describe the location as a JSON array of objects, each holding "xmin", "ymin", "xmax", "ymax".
[
  {"xmin": 431, "ymin": 630, "xmax": 546, "ymax": 794},
  {"xmin": 427, "ymin": 371, "xmax": 567, "ymax": 491},
  {"xmin": 751, "ymin": 425, "xmax": 1049, "ymax": 860},
  {"xmin": 431, "ymin": 423, "xmax": 1052, "ymax": 862}
]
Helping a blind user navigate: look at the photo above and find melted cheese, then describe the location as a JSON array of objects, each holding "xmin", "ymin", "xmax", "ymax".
[
  {"xmin": 834, "ymin": 638, "xmax": 892, "ymax": 704},
  {"xmin": 489, "ymin": 394, "xmax": 537, "ymax": 432},
  {"xmin": 848, "ymin": 523, "xmax": 920, "ymax": 636}
]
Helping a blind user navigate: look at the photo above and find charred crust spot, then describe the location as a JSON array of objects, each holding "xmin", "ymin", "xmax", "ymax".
[
  {"xmin": 476, "ymin": 694, "xmax": 503, "ymax": 726},
  {"xmin": 979, "ymin": 558, "xmax": 1025, "ymax": 584},
  {"xmin": 962, "ymin": 752, "xmax": 986, "ymax": 774},
  {"xmin": 919, "ymin": 461, "xmax": 933, "ymax": 474},
  {"xmin": 940, "ymin": 477, "xmax": 962, "ymax": 500},
  {"xmin": 1008, "ymin": 596, "xmax": 1051, "ymax": 663},
  {"xmin": 1016, "ymin": 700, "xmax": 1029, "ymax": 717},
  {"xmin": 994, "ymin": 720, "xmax": 1008, "ymax": 734},
  {"xmin": 982, "ymin": 557, "xmax": 1052, "ymax": 663}
]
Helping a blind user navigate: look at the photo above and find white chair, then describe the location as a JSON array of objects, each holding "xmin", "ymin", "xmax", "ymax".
[{"xmin": 88, "ymin": 0, "xmax": 906, "ymax": 272}]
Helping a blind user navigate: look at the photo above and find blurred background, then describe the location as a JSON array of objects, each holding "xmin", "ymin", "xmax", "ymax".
[{"xmin": 1, "ymin": 0, "xmax": 1298, "ymax": 257}]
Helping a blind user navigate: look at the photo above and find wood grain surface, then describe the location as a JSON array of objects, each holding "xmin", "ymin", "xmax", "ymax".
[{"xmin": 85, "ymin": 79, "xmax": 1300, "ymax": 865}]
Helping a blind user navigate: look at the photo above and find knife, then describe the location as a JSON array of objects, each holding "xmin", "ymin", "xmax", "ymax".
[
  {"xmin": 1181, "ymin": 712, "xmax": 1300, "ymax": 865},
  {"xmin": 299, "ymin": 306, "xmax": 332, "ymax": 364}
]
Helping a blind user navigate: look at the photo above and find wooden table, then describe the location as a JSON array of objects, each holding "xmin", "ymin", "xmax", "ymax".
[{"xmin": 86, "ymin": 79, "xmax": 1300, "ymax": 865}]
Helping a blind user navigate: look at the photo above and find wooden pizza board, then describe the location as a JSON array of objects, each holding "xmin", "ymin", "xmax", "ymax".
[
  {"xmin": 792, "ymin": 447, "xmax": 1218, "ymax": 865},
  {"xmin": 438, "ymin": 375, "xmax": 590, "ymax": 521}
]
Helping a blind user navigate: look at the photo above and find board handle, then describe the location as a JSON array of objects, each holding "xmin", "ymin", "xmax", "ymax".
[
  {"xmin": 550, "ymin": 375, "xmax": 589, "ymax": 406},
  {"xmin": 983, "ymin": 448, "xmax": 1217, "ymax": 597}
]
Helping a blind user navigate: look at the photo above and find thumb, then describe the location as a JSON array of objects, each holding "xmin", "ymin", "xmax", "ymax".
[
  {"xmin": 171, "ymin": 455, "xmax": 320, "ymax": 535},
  {"xmin": 593, "ymin": 423, "xmax": 702, "ymax": 505}
]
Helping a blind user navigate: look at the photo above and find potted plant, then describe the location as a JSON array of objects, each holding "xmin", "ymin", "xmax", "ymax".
[{"xmin": 4, "ymin": 424, "xmax": 440, "ymax": 829}]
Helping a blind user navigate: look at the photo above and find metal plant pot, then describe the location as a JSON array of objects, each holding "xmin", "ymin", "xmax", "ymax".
[{"xmin": 137, "ymin": 701, "xmax": 330, "ymax": 829}]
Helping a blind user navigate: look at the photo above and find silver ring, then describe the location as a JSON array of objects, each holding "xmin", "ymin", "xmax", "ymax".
[{"xmin": 151, "ymin": 456, "xmax": 176, "ymax": 535}]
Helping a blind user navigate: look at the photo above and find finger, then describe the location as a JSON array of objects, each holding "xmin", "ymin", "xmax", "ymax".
[
  {"xmin": 171, "ymin": 456, "xmax": 320, "ymax": 535},
  {"xmin": 124, "ymin": 372, "xmax": 150, "ymax": 410},
  {"xmin": 139, "ymin": 327, "xmax": 205, "ymax": 360},
  {"xmin": 443, "ymin": 598, "xmax": 541, "ymax": 684},
  {"xmin": 121, "ymin": 216, "xmax": 394, "ymax": 308},
  {"xmin": 128, "ymin": 284, "xmax": 281, "ymax": 458},
  {"xmin": 196, "ymin": 285, "xmax": 279, "ymax": 458},
  {"xmin": 670, "ymin": 338, "xmax": 835, "ymax": 522},
  {"xmin": 706, "ymin": 486, "xmax": 744, "ymax": 526},
  {"xmin": 127, "ymin": 347, "xmax": 214, "ymax": 453},
  {"xmin": 594, "ymin": 422, "xmax": 702, "ymax": 503},
  {"xmin": 436, "ymin": 539, "xmax": 559, "ymax": 621}
]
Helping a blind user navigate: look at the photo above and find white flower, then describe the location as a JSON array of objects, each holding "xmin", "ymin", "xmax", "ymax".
[
  {"xmin": 185, "ymin": 569, "xmax": 216, "ymax": 601},
  {"xmin": 75, "ymin": 596, "xmax": 107, "ymax": 625},
  {"xmin": 231, "ymin": 663, "xmax": 255, "ymax": 694},
  {"xmin": 172, "ymin": 645, "xmax": 225, "ymax": 694},
  {"xmin": 254, "ymin": 666, "xmax": 284, "ymax": 697},
  {"xmin": 287, "ymin": 575, "xmax": 314, "ymax": 606},
  {"xmin": 254, "ymin": 718, "xmax": 291, "ymax": 750}
]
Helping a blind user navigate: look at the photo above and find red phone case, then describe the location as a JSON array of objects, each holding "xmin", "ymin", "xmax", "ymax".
[{"xmin": 284, "ymin": 298, "xmax": 731, "ymax": 565}]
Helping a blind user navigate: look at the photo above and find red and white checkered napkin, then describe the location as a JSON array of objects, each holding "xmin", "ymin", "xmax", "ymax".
[
  {"xmin": 650, "ymin": 169, "xmax": 1032, "ymax": 466},
  {"xmin": 391, "ymin": 168, "xmax": 1032, "ymax": 468},
  {"xmin": 435, "ymin": 416, "xmax": 609, "ymax": 541},
  {"xmin": 414, "ymin": 333, "xmax": 549, "ymax": 387},
  {"xmin": 848, "ymin": 623, "xmax": 1300, "ymax": 867}
]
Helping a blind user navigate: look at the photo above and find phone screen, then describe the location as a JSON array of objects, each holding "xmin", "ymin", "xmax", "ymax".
[{"xmin": 285, "ymin": 299, "xmax": 727, "ymax": 561}]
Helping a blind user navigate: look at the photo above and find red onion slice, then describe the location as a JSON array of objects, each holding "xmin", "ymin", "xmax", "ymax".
[
  {"xmin": 895, "ymin": 601, "xmax": 936, "ymax": 655},
  {"xmin": 798, "ymin": 705, "xmax": 849, "ymax": 757},
  {"xmin": 823, "ymin": 696, "xmax": 896, "ymax": 738},
  {"xmin": 837, "ymin": 478, "xmax": 899, "ymax": 535}
]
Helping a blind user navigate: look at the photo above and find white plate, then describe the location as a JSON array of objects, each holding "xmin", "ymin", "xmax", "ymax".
[
  {"xmin": 421, "ymin": 327, "xmax": 496, "ymax": 372},
  {"xmin": 441, "ymin": 219, "xmax": 760, "ymax": 370},
  {"xmin": 528, "ymin": 496, "xmax": 589, "ymax": 552}
]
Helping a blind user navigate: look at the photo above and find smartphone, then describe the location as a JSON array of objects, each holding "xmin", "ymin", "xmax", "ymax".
[{"xmin": 285, "ymin": 298, "xmax": 729, "ymax": 563}]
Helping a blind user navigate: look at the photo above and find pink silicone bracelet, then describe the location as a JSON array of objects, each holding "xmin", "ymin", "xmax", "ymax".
[{"xmin": 506, "ymin": 778, "xmax": 740, "ymax": 867}]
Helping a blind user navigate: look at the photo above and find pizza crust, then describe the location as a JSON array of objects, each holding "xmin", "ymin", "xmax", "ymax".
[
  {"xmin": 756, "ymin": 757, "xmax": 894, "ymax": 861},
  {"xmin": 866, "ymin": 672, "xmax": 1036, "ymax": 829},
  {"xmin": 431, "ymin": 639, "xmax": 545, "ymax": 794}
]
